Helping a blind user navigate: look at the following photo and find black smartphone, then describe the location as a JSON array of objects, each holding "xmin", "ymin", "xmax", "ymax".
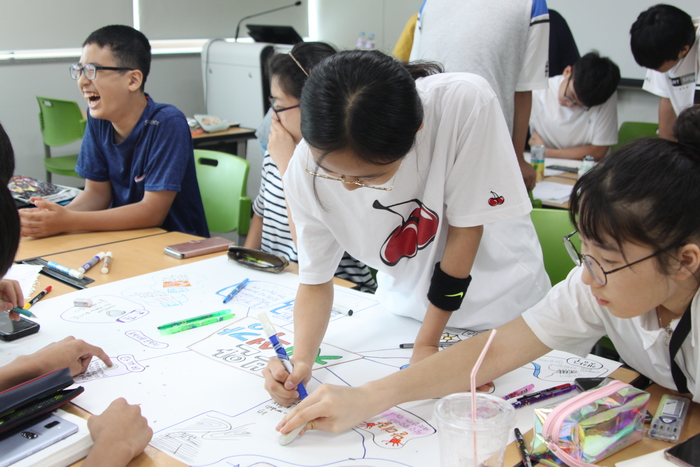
[
  {"xmin": 574, "ymin": 377, "xmax": 613, "ymax": 392},
  {"xmin": 665, "ymin": 432, "xmax": 700, "ymax": 467},
  {"xmin": 0, "ymin": 313, "xmax": 40, "ymax": 341}
]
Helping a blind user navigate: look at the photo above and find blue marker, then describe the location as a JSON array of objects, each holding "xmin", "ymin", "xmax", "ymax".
[
  {"xmin": 223, "ymin": 278, "xmax": 249, "ymax": 304},
  {"xmin": 257, "ymin": 311, "xmax": 308, "ymax": 399}
]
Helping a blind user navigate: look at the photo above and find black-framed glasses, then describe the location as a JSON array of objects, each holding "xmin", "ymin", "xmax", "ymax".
[
  {"xmin": 563, "ymin": 230, "xmax": 682, "ymax": 286},
  {"xmin": 304, "ymin": 154, "xmax": 395, "ymax": 191},
  {"xmin": 563, "ymin": 73, "xmax": 590, "ymax": 111},
  {"xmin": 70, "ymin": 63, "xmax": 135, "ymax": 80},
  {"xmin": 268, "ymin": 96, "xmax": 300, "ymax": 119}
]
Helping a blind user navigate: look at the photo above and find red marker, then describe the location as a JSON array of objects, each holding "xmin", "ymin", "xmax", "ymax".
[{"xmin": 24, "ymin": 285, "xmax": 52, "ymax": 310}]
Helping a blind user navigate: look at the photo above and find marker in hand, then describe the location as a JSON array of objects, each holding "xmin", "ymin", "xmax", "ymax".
[{"xmin": 257, "ymin": 311, "xmax": 308, "ymax": 446}]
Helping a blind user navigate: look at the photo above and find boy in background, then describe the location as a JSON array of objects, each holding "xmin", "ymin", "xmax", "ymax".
[
  {"xmin": 529, "ymin": 52, "xmax": 620, "ymax": 161},
  {"xmin": 19, "ymin": 25, "xmax": 208, "ymax": 238},
  {"xmin": 631, "ymin": 4, "xmax": 699, "ymax": 140}
]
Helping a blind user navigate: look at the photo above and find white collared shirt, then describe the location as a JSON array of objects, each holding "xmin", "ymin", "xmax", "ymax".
[{"xmin": 523, "ymin": 267, "xmax": 698, "ymax": 401}]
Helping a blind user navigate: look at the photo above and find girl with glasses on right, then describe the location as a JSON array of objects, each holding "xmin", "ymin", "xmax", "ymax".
[{"xmin": 276, "ymin": 105, "xmax": 700, "ymax": 437}]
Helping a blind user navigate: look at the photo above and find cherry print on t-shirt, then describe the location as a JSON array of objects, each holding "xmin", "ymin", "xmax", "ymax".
[{"xmin": 374, "ymin": 199, "xmax": 439, "ymax": 266}]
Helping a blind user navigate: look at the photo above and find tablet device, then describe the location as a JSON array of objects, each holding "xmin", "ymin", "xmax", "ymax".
[{"xmin": 0, "ymin": 414, "xmax": 78, "ymax": 467}]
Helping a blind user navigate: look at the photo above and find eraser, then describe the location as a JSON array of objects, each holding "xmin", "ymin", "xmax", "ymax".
[
  {"xmin": 279, "ymin": 422, "xmax": 306, "ymax": 446},
  {"xmin": 74, "ymin": 298, "xmax": 93, "ymax": 307}
]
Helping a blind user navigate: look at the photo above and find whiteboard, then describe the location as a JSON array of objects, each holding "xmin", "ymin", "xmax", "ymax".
[{"xmin": 548, "ymin": 0, "xmax": 697, "ymax": 81}]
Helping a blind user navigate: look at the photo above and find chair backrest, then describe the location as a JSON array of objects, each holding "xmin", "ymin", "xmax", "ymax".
[
  {"xmin": 194, "ymin": 149, "xmax": 251, "ymax": 234},
  {"xmin": 610, "ymin": 121, "xmax": 658, "ymax": 152},
  {"xmin": 36, "ymin": 96, "xmax": 87, "ymax": 147},
  {"xmin": 530, "ymin": 208, "xmax": 581, "ymax": 285}
]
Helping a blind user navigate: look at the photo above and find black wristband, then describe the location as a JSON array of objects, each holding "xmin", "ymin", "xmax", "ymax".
[{"xmin": 427, "ymin": 262, "xmax": 472, "ymax": 311}]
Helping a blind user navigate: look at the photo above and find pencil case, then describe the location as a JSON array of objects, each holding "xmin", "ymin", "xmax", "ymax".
[
  {"xmin": 0, "ymin": 367, "xmax": 84, "ymax": 435},
  {"xmin": 531, "ymin": 379, "xmax": 649, "ymax": 467},
  {"xmin": 227, "ymin": 246, "xmax": 289, "ymax": 273}
]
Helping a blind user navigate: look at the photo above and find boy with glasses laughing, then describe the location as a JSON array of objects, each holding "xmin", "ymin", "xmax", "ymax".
[
  {"xmin": 529, "ymin": 52, "xmax": 621, "ymax": 161},
  {"xmin": 19, "ymin": 25, "xmax": 208, "ymax": 239}
]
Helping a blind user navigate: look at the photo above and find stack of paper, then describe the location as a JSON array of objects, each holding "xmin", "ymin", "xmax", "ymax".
[
  {"xmin": 532, "ymin": 180, "xmax": 574, "ymax": 205},
  {"xmin": 4, "ymin": 264, "xmax": 43, "ymax": 300}
]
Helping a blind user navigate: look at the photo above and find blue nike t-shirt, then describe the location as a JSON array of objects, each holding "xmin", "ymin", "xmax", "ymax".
[{"xmin": 76, "ymin": 95, "xmax": 208, "ymax": 237}]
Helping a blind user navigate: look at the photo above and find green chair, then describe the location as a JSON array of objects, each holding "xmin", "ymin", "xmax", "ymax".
[
  {"xmin": 610, "ymin": 121, "xmax": 659, "ymax": 152},
  {"xmin": 530, "ymin": 208, "xmax": 580, "ymax": 285},
  {"xmin": 194, "ymin": 149, "xmax": 251, "ymax": 235},
  {"xmin": 36, "ymin": 96, "xmax": 87, "ymax": 183}
]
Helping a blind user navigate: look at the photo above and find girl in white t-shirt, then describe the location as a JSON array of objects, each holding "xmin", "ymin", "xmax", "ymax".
[
  {"xmin": 263, "ymin": 50, "xmax": 550, "ymax": 406},
  {"xmin": 276, "ymin": 105, "xmax": 700, "ymax": 435}
]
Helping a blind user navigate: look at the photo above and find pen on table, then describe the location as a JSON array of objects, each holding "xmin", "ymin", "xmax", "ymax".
[
  {"xmin": 157, "ymin": 311, "xmax": 236, "ymax": 335},
  {"xmin": 514, "ymin": 427, "xmax": 533, "ymax": 467},
  {"xmin": 503, "ymin": 383, "xmax": 535, "ymax": 400},
  {"xmin": 23, "ymin": 285, "xmax": 52, "ymax": 310},
  {"xmin": 45, "ymin": 260, "xmax": 84, "ymax": 280},
  {"xmin": 399, "ymin": 342, "xmax": 457, "ymax": 349},
  {"xmin": 157, "ymin": 309, "xmax": 233, "ymax": 331},
  {"xmin": 331, "ymin": 304, "xmax": 353, "ymax": 316},
  {"xmin": 78, "ymin": 251, "xmax": 105, "ymax": 274},
  {"xmin": 515, "ymin": 383, "xmax": 573, "ymax": 402},
  {"xmin": 511, "ymin": 384, "xmax": 577, "ymax": 409},
  {"xmin": 223, "ymin": 278, "xmax": 249, "ymax": 304},
  {"xmin": 101, "ymin": 251, "xmax": 113, "ymax": 274}
]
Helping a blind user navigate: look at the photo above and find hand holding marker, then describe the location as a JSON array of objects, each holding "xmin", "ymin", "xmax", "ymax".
[{"xmin": 257, "ymin": 311, "xmax": 308, "ymax": 446}]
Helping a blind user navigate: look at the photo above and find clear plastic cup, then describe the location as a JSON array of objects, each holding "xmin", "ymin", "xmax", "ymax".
[{"xmin": 434, "ymin": 393, "xmax": 516, "ymax": 467}]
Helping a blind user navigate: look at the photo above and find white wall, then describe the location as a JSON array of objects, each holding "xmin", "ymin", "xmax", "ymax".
[
  {"xmin": 0, "ymin": 54, "xmax": 204, "ymax": 188},
  {"xmin": 1, "ymin": 0, "xmax": 667, "ymax": 190},
  {"xmin": 314, "ymin": 0, "xmax": 423, "ymax": 52}
]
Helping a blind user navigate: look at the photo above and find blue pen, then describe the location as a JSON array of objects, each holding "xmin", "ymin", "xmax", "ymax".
[
  {"xmin": 223, "ymin": 278, "xmax": 249, "ymax": 304},
  {"xmin": 257, "ymin": 311, "xmax": 308, "ymax": 399}
]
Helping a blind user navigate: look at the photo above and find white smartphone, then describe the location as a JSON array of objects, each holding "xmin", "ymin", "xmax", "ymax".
[{"xmin": 0, "ymin": 413, "xmax": 78, "ymax": 467}]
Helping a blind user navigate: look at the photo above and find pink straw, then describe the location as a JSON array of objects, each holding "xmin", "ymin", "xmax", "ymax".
[{"xmin": 470, "ymin": 329, "xmax": 498, "ymax": 466}]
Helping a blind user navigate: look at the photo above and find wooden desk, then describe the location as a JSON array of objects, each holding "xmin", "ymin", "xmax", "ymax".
[
  {"xmin": 192, "ymin": 126, "xmax": 257, "ymax": 158},
  {"xmin": 503, "ymin": 367, "xmax": 700, "ymax": 467},
  {"xmin": 17, "ymin": 228, "xmax": 166, "ymax": 260}
]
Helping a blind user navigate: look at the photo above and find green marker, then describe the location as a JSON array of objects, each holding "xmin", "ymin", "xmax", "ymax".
[
  {"xmin": 157, "ymin": 309, "xmax": 233, "ymax": 331},
  {"xmin": 158, "ymin": 311, "xmax": 236, "ymax": 335}
]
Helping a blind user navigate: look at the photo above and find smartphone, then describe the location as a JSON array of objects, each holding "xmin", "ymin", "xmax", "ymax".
[
  {"xmin": 0, "ymin": 413, "xmax": 78, "ymax": 467},
  {"xmin": 665, "ymin": 432, "xmax": 700, "ymax": 467},
  {"xmin": 0, "ymin": 313, "xmax": 40, "ymax": 341},
  {"xmin": 164, "ymin": 237, "xmax": 234, "ymax": 259},
  {"xmin": 574, "ymin": 377, "xmax": 613, "ymax": 392}
]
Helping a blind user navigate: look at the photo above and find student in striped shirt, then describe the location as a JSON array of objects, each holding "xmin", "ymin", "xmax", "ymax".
[{"xmin": 243, "ymin": 42, "xmax": 376, "ymax": 293}]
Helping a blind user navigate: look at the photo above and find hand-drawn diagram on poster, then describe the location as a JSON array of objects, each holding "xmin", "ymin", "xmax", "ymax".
[
  {"xmin": 121, "ymin": 271, "xmax": 209, "ymax": 308},
  {"xmin": 189, "ymin": 316, "xmax": 363, "ymax": 377},
  {"xmin": 74, "ymin": 354, "xmax": 146, "ymax": 383},
  {"xmin": 0, "ymin": 256, "xmax": 623, "ymax": 467},
  {"xmin": 60, "ymin": 296, "xmax": 149, "ymax": 323},
  {"xmin": 151, "ymin": 400, "xmax": 436, "ymax": 466},
  {"xmin": 525, "ymin": 352, "xmax": 612, "ymax": 382}
]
